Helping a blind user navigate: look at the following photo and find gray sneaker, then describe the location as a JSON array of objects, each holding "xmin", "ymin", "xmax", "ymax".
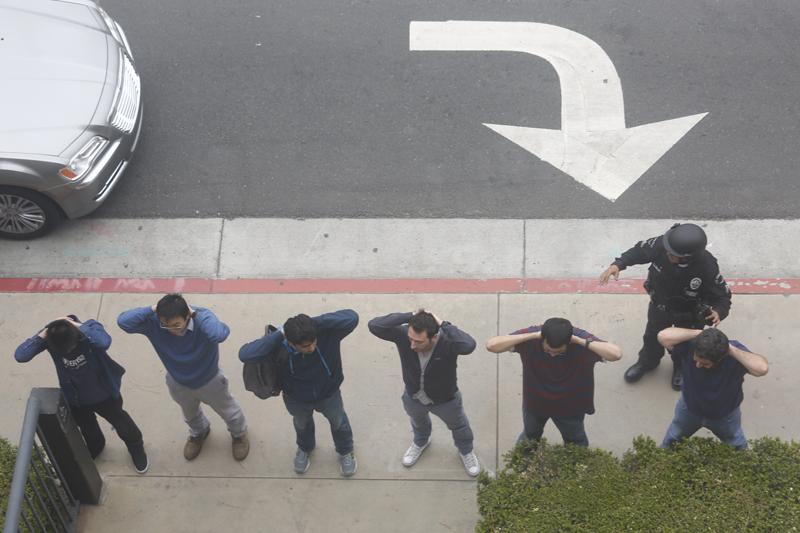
[
  {"xmin": 294, "ymin": 448, "xmax": 310, "ymax": 474},
  {"xmin": 339, "ymin": 452, "xmax": 357, "ymax": 477}
]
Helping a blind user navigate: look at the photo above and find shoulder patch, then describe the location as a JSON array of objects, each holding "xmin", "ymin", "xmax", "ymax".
[{"xmin": 690, "ymin": 277, "xmax": 702, "ymax": 290}]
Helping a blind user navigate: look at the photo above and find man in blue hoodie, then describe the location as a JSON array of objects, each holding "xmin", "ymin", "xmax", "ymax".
[
  {"xmin": 118, "ymin": 294, "xmax": 249, "ymax": 461},
  {"xmin": 240, "ymin": 309, "xmax": 359, "ymax": 477},
  {"xmin": 15, "ymin": 316, "xmax": 148, "ymax": 474}
]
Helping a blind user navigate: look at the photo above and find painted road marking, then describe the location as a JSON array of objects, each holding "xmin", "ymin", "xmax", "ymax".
[
  {"xmin": 410, "ymin": 21, "xmax": 707, "ymax": 201},
  {"xmin": 0, "ymin": 277, "xmax": 797, "ymax": 294}
]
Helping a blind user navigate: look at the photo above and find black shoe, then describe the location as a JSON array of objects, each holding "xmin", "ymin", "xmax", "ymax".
[
  {"xmin": 130, "ymin": 445, "xmax": 149, "ymax": 474},
  {"xmin": 671, "ymin": 366, "xmax": 683, "ymax": 391},
  {"xmin": 624, "ymin": 361, "xmax": 653, "ymax": 383}
]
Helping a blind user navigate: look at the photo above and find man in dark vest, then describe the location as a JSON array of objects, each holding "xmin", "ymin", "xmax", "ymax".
[{"xmin": 368, "ymin": 310, "xmax": 481, "ymax": 477}]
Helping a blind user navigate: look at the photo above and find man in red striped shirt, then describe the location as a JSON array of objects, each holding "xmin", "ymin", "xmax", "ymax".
[{"xmin": 487, "ymin": 318, "xmax": 622, "ymax": 446}]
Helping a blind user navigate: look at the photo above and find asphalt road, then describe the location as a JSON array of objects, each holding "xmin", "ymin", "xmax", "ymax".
[{"xmin": 92, "ymin": 0, "xmax": 800, "ymax": 219}]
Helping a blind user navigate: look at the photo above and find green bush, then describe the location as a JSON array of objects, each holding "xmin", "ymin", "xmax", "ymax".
[
  {"xmin": 0, "ymin": 436, "xmax": 18, "ymax": 530},
  {"xmin": 0, "ymin": 436, "xmax": 71, "ymax": 532},
  {"xmin": 477, "ymin": 436, "xmax": 800, "ymax": 532}
]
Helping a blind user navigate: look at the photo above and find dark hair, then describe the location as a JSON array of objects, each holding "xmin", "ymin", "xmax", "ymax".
[
  {"xmin": 46, "ymin": 319, "xmax": 81, "ymax": 355},
  {"xmin": 693, "ymin": 328, "xmax": 729, "ymax": 364},
  {"xmin": 541, "ymin": 318, "xmax": 573, "ymax": 348},
  {"xmin": 156, "ymin": 293, "xmax": 190, "ymax": 320},
  {"xmin": 409, "ymin": 311, "xmax": 439, "ymax": 339},
  {"xmin": 284, "ymin": 314, "xmax": 317, "ymax": 344}
]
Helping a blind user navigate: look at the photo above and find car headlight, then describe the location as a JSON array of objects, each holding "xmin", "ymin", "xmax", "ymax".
[
  {"xmin": 59, "ymin": 136, "xmax": 109, "ymax": 180},
  {"xmin": 95, "ymin": 5, "xmax": 124, "ymax": 47}
]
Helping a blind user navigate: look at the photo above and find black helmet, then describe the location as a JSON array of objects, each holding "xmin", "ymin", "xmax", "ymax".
[{"xmin": 663, "ymin": 223, "xmax": 707, "ymax": 258}]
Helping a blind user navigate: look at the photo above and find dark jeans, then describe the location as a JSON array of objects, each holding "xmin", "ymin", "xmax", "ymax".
[
  {"xmin": 639, "ymin": 301, "xmax": 704, "ymax": 369},
  {"xmin": 282, "ymin": 389, "xmax": 354, "ymax": 455},
  {"xmin": 518, "ymin": 405, "xmax": 588, "ymax": 447},
  {"xmin": 69, "ymin": 395, "xmax": 144, "ymax": 459}
]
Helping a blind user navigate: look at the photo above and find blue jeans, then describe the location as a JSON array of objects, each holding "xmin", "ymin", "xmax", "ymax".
[
  {"xmin": 401, "ymin": 390, "xmax": 474, "ymax": 455},
  {"xmin": 661, "ymin": 395, "xmax": 748, "ymax": 450},
  {"xmin": 518, "ymin": 405, "xmax": 588, "ymax": 447},
  {"xmin": 282, "ymin": 389, "xmax": 354, "ymax": 455}
]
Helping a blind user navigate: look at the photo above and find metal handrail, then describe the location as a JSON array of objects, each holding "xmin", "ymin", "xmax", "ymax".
[
  {"xmin": 4, "ymin": 393, "xmax": 79, "ymax": 533},
  {"xmin": 4, "ymin": 396, "xmax": 41, "ymax": 533}
]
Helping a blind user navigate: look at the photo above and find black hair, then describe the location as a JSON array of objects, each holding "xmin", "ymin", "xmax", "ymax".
[
  {"xmin": 284, "ymin": 314, "xmax": 317, "ymax": 344},
  {"xmin": 541, "ymin": 317, "xmax": 573, "ymax": 348},
  {"xmin": 693, "ymin": 328, "xmax": 729, "ymax": 364},
  {"xmin": 408, "ymin": 311, "xmax": 439, "ymax": 339},
  {"xmin": 46, "ymin": 319, "xmax": 81, "ymax": 356},
  {"xmin": 156, "ymin": 293, "xmax": 190, "ymax": 321}
]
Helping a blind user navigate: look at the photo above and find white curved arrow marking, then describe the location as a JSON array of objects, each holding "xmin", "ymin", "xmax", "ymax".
[{"xmin": 409, "ymin": 21, "xmax": 707, "ymax": 201}]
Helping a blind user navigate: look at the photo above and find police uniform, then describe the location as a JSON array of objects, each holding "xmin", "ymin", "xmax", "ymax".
[{"xmin": 613, "ymin": 234, "xmax": 732, "ymax": 372}]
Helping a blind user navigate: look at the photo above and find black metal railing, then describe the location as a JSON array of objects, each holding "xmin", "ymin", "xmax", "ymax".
[{"xmin": 4, "ymin": 394, "xmax": 80, "ymax": 533}]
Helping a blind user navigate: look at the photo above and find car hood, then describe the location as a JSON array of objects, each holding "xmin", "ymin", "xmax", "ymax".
[{"xmin": 0, "ymin": 1, "xmax": 110, "ymax": 157}]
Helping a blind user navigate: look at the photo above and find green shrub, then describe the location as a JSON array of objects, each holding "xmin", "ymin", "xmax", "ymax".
[
  {"xmin": 0, "ymin": 436, "xmax": 19, "ymax": 530},
  {"xmin": 0, "ymin": 436, "xmax": 71, "ymax": 532},
  {"xmin": 477, "ymin": 437, "xmax": 800, "ymax": 533}
]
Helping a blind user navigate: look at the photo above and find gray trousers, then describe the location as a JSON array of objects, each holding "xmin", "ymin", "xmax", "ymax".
[
  {"xmin": 166, "ymin": 369, "xmax": 247, "ymax": 438},
  {"xmin": 402, "ymin": 390, "xmax": 474, "ymax": 455}
]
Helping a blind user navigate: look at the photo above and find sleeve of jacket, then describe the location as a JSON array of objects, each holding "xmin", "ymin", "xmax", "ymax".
[
  {"xmin": 193, "ymin": 307, "xmax": 230, "ymax": 343},
  {"xmin": 701, "ymin": 257, "xmax": 732, "ymax": 320},
  {"xmin": 612, "ymin": 235, "xmax": 662, "ymax": 270},
  {"xmin": 239, "ymin": 330, "xmax": 284, "ymax": 362},
  {"xmin": 15, "ymin": 334, "xmax": 47, "ymax": 363},
  {"xmin": 80, "ymin": 320, "xmax": 112, "ymax": 351},
  {"xmin": 117, "ymin": 307, "xmax": 155, "ymax": 334},
  {"xmin": 367, "ymin": 312, "xmax": 412, "ymax": 342},
  {"xmin": 440, "ymin": 322, "xmax": 477, "ymax": 355},
  {"xmin": 313, "ymin": 309, "xmax": 359, "ymax": 341}
]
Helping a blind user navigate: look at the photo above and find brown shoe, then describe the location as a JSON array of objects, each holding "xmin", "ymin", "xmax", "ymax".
[
  {"xmin": 232, "ymin": 432, "xmax": 250, "ymax": 461},
  {"xmin": 183, "ymin": 426, "xmax": 211, "ymax": 461}
]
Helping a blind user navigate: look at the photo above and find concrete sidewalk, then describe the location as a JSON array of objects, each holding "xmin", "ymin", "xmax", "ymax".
[{"xmin": 0, "ymin": 292, "xmax": 796, "ymax": 533}]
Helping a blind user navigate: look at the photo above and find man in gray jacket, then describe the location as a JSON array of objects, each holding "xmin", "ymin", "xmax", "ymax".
[{"xmin": 368, "ymin": 310, "xmax": 481, "ymax": 477}]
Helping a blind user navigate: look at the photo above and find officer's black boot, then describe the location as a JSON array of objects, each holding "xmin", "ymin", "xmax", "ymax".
[
  {"xmin": 671, "ymin": 364, "xmax": 682, "ymax": 391},
  {"xmin": 624, "ymin": 359, "xmax": 656, "ymax": 383}
]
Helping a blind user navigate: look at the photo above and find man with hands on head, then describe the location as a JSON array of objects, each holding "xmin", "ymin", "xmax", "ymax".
[
  {"xmin": 486, "ymin": 318, "xmax": 622, "ymax": 447},
  {"xmin": 368, "ymin": 309, "xmax": 481, "ymax": 477},
  {"xmin": 658, "ymin": 327, "xmax": 768, "ymax": 450},
  {"xmin": 15, "ymin": 315, "xmax": 149, "ymax": 474},
  {"xmin": 239, "ymin": 309, "xmax": 359, "ymax": 477},
  {"xmin": 117, "ymin": 293, "xmax": 250, "ymax": 462}
]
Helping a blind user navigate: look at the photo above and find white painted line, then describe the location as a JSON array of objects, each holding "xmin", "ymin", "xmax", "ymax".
[
  {"xmin": 0, "ymin": 218, "xmax": 798, "ymax": 279},
  {"xmin": 409, "ymin": 21, "xmax": 707, "ymax": 201}
]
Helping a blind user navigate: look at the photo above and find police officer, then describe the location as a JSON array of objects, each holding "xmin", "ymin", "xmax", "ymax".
[{"xmin": 599, "ymin": 223, "xmax": 732, "ymax": 390}]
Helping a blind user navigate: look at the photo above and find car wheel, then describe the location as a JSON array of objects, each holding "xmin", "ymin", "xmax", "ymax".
[{"xmin": 0, "ymin": 187, "xmax": 62, "ymax": 240}]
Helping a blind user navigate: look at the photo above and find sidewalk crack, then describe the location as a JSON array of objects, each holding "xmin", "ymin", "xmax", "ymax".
[{"xmin": 215, "ymin": 218, "xmax": 225, "ymax": 279}]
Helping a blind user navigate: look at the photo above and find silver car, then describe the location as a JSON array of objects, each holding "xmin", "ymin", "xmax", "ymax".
[{"xmin": 0, "ymin": 0, "xmax": 141, "ymax": 239}]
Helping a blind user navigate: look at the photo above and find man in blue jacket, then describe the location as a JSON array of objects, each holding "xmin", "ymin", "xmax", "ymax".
[
  {"xmin": 15, "ymin": 316, "xmax": 148, "ymax": 474},
  {"xmin": 118, "ymin": 294, "xmax": 249, "ymax": 462},
  {"xmin": 368, "ymin": 310, "xmax": 482, "ymax": 477},
  {"xmin": 240, "ymin": 309, "xmax": 359, "ymax": 477}
]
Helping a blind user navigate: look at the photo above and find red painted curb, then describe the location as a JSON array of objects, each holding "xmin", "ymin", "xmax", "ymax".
[{"xmin": 0, "ymin": 277, "xmax": 798, "ymax": 294}]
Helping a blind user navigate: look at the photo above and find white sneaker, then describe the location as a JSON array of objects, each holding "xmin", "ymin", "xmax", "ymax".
[
  {"xmin": 460, "ymin": 451, "xmax": 481, "ymax": 477},
  {"xmin": 402, "ymin": 439, "xmax": 430, "ymax": 467}
]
